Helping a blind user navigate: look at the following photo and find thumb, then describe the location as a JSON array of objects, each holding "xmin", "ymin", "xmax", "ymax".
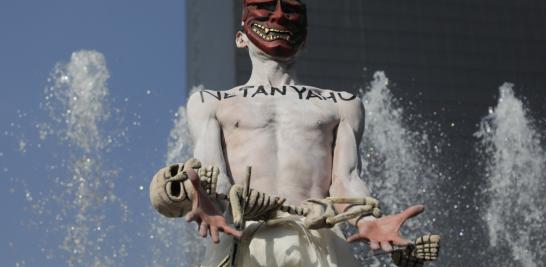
[
  {"xmin": 398, "ymin": 204, "xmax": 425, "ymax": 222},
  {"xmin": 347, "ymin": 233, "xmax": 369, "ymax": 243},
  {"xmin": 346, "ymin": 233, "xmax": 360, "ymax": 243},
  {"xmin": 186, "ymin": 169, "xmax": 208, "ymax": 196},
  {"xmin": 185, "ymin": 169, "xmax": 202, "ymax": 210},
  {"xmin": 392, "ymin": 236, "xmax": 411, "ymax": 246}
]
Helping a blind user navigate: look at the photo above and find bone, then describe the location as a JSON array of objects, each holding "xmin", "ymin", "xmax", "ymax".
[
  {"xmin": 413, "ymin": 234, "xmax": 440, "ymax": 261},
  {"xmin": 326, "ymin": 204, "xmax": 374, "ymax": 225}
]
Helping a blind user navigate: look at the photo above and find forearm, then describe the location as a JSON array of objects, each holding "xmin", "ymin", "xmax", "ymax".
[{"xmin": 330, "ymin": 174, "xmax": 376, "ymax": 225}]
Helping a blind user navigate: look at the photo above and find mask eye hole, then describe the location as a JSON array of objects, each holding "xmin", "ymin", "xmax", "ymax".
[
  {"xmin": 250, "ymin": 2, "xmax": 277, "ymax": 12},
  {"xmin": 168, "ymin": 164, "xmax": 179, "ymax": 177},
  {"xmin": 281, "ymin": 2, "xmax": 304, "ymax": 13}
]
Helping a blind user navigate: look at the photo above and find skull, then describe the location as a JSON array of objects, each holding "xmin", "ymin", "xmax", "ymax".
[{"xmin": 149, "ymin": 163, "xmax": 194, "ymax": 218}]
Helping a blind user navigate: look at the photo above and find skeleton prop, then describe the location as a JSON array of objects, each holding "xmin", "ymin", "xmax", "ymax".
[
  {"xmin": 150, "ymin": 159, "xmax": 381, "ymax": 230},
  {"xmin": 149, "ymin": 159, "xmax": 441, "ymax": 265}
]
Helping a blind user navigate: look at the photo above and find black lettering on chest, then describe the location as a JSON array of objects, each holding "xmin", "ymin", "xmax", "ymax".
[
  {"xmin": 239, "ymin": 85, "xmax": 254, "ymax": 97},
  {"xmin": 338, "ymin": 92, "xmax": 356, "ymax": 101},
  {"xmin": 224, "ymin": 92, "xmax": 236, "ymax": 99},
  {"xmin": 200, "ymin": 90, "xmax": 222, "ymax": 102},
  {"xmin": 324, "ymin": 92, "xmax": 337, "ymax": 103},
  {"xmin": 271, "ymin": 86, "xmax": 287, "ymax": 96},
  {"xmin": 251, "ymin": 85, "xmax": 269, "ymax": 97},
  {"xmin": 306, "ymin": 90, "xmax": 324, "ymax": 100},
  {"xmin": 198, "ymin": 85, "xmax": 355, "ymax": 103},
  {"xmin": 290, "ymin": 86, "xmax": 307, "ymax": 99}
]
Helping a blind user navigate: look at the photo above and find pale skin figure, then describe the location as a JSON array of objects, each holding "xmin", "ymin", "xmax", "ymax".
[{"xmin": 183, "ymin": 29, "xmax": 424, "ymax": 253}]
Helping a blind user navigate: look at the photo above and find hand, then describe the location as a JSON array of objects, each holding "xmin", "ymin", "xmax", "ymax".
[
  {"xmin": 347, "ymin": 205, "xmax": 425, "ymax": 252},
  {"xmin": 184, "ymin": 168, "xmax": 242, "ymax": 243}
]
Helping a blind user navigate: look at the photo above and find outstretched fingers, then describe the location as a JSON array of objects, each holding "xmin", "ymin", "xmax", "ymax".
[
  {"xmin": 347, "ymin": 232, "xmax": 367, "ymax": 243},
  {"xmin": 380, "ymin": 241, "xmax": 393, "ymax": 252},
  {"xmin": 219, "ymin": 224, "xmax": 242, "ymax": 239},
  {"xmin": 199, "ymin": 222, "xmax": 209, "ymax": 237},
  {"xmin": 369, "ymin": 240, "xmax": 380, "ymax": 250},
  {"xmin": 210, "ymin": 226, "xmax": 220, "ymax": 243},
  {"xmin": 391, "ymin": 235, "xmax": 411, "ymax": 246},
  {"xmin": 398, "ymin": 205, "xmax": 425, "ymax": 222}
]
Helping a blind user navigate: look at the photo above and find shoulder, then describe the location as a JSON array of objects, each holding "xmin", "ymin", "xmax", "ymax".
[
  {"xmin": 318, "ymin": 87, "xmax": 364, "ymax": 132},
  {"xmin": 186, "ymin": 86, "xmax": 234, "ymax": 118},
  {"xmin": 336, "ymin": 90, "xmax": 364, "ymax": 119},
  {"xmin": 187, "ymin": 89, "xmax": 216, "ymax": 118}
]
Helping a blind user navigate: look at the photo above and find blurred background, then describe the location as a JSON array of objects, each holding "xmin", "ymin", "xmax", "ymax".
[{"xmin": 1, "ymin": 0, "xmax": 545, "ymax": 266}]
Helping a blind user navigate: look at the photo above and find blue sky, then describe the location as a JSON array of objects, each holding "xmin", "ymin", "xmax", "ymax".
[{"xmin": 0, "ymin": 1, "xmax": 187, "ymax": 266}]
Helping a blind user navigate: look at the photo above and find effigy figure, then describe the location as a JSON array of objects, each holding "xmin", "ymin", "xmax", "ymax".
[{"xmin": 150, "ymin": 1, "xmax": 440, "ymax": 266}]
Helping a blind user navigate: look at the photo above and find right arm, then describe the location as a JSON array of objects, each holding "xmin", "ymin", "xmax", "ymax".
[
  {"xmin": 184, "ymin": 91, "xmax": 241, "ymax": 242},
  {"xmin": 187, "ymin": 91, "xmax": 233, "ymax": 197}
]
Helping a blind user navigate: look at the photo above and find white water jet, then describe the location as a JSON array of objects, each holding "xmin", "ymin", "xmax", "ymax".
[
  {"xmin": 353, "ymin": 72, "xmax": 441, "ymax": 265},
  {"xmin": 149, "ymin": 85, "xmax": 206, "ymax": 267},
  {"xmin": 360, "ymin": 72, "xmax": 437, "ymax": 215},
  {"xmin": 42, "ymin": 50, "xmax": 128, "ymax": 266},
  {"xmin": 44, "ymin": 51, "xmax": 110, "ymax": 152},
  {"xmin": 476, "ymin": 83, "xmax": 546, "ymax": 267}
]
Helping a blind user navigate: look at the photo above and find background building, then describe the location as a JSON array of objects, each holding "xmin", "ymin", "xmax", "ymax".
[{"xmin": 186, "ymin": 1, "xmax": 546, "ymax": 266}]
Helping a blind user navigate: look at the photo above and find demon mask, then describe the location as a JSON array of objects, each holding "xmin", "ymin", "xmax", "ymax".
[{"xmin": 242, "ymin": 0, "xmax": 307, "ymax": 59}]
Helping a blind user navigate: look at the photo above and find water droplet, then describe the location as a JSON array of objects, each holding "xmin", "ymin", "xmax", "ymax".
[{"xmin": 25, "ymin": 192, "xmax": 33, "ymax": 202}]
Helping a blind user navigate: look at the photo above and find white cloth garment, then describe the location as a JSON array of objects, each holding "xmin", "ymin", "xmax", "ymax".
[{"xmin": 201, "ymin": 214, "xmax": 359, "ymax": 267}]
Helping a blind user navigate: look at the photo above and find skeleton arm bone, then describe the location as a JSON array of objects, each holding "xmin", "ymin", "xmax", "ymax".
[{"xmin": 329, "ymin": 96, "xmax": 378, "ymax": 221}]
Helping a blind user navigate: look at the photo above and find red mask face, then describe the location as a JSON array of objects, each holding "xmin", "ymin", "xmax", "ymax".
[{"xmin": 242, "ymin": 0, "xmax": 307, "ymax": 59}]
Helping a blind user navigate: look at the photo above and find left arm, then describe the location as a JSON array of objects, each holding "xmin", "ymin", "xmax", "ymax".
[
  {"xmin": 329, "ymin": 95, "xmax": 371, "ymax": 217},
  {"xmin": 329, "ymin": 94, "xmax": 424, "ymax": 251}
]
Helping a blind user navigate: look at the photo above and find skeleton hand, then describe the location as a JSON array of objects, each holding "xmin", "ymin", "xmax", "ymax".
[
  {"xmin": 391, "ymin": 234, "xmax": 440, "ymax": 266},
  {"xmin": 413, "ymin": 234, "xmax": 440, "ymax": 261},
  {"xmin": 301, "ymin": 197, "xmax": 381, "ymax": 229}
]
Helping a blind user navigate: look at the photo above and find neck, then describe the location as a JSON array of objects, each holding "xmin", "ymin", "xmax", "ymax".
[{"xmin": 245, "ymin": 48, "xmax": 299, "ymax": 87}]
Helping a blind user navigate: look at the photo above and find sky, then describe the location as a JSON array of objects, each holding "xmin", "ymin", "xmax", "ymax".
[{"xmin": 0, "ymin": 0, "xmax": 187, "ymax": 266}]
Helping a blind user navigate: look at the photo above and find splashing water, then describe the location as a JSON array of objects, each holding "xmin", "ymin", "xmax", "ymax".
[
  {"xmin": 44, "ymin": 51, "xmax": 110, "ymax": 153},
  {"xmin": 40, "ymin": 50, "xmax": 128, "ymax": 266},
  {"xmin": 361, "ymin": 72, "xmax": 440, "ymax": 216},
  {"xmin": 353, "ymin": 72, "xmax": 441, "ymax": 265},
  {"xmin": 149, "ymin": 85, "xmax": 206, "ymax": 267},
  {"xmin": 476, "ymin": 83, "xmax": 546, "ymax": 267}
]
